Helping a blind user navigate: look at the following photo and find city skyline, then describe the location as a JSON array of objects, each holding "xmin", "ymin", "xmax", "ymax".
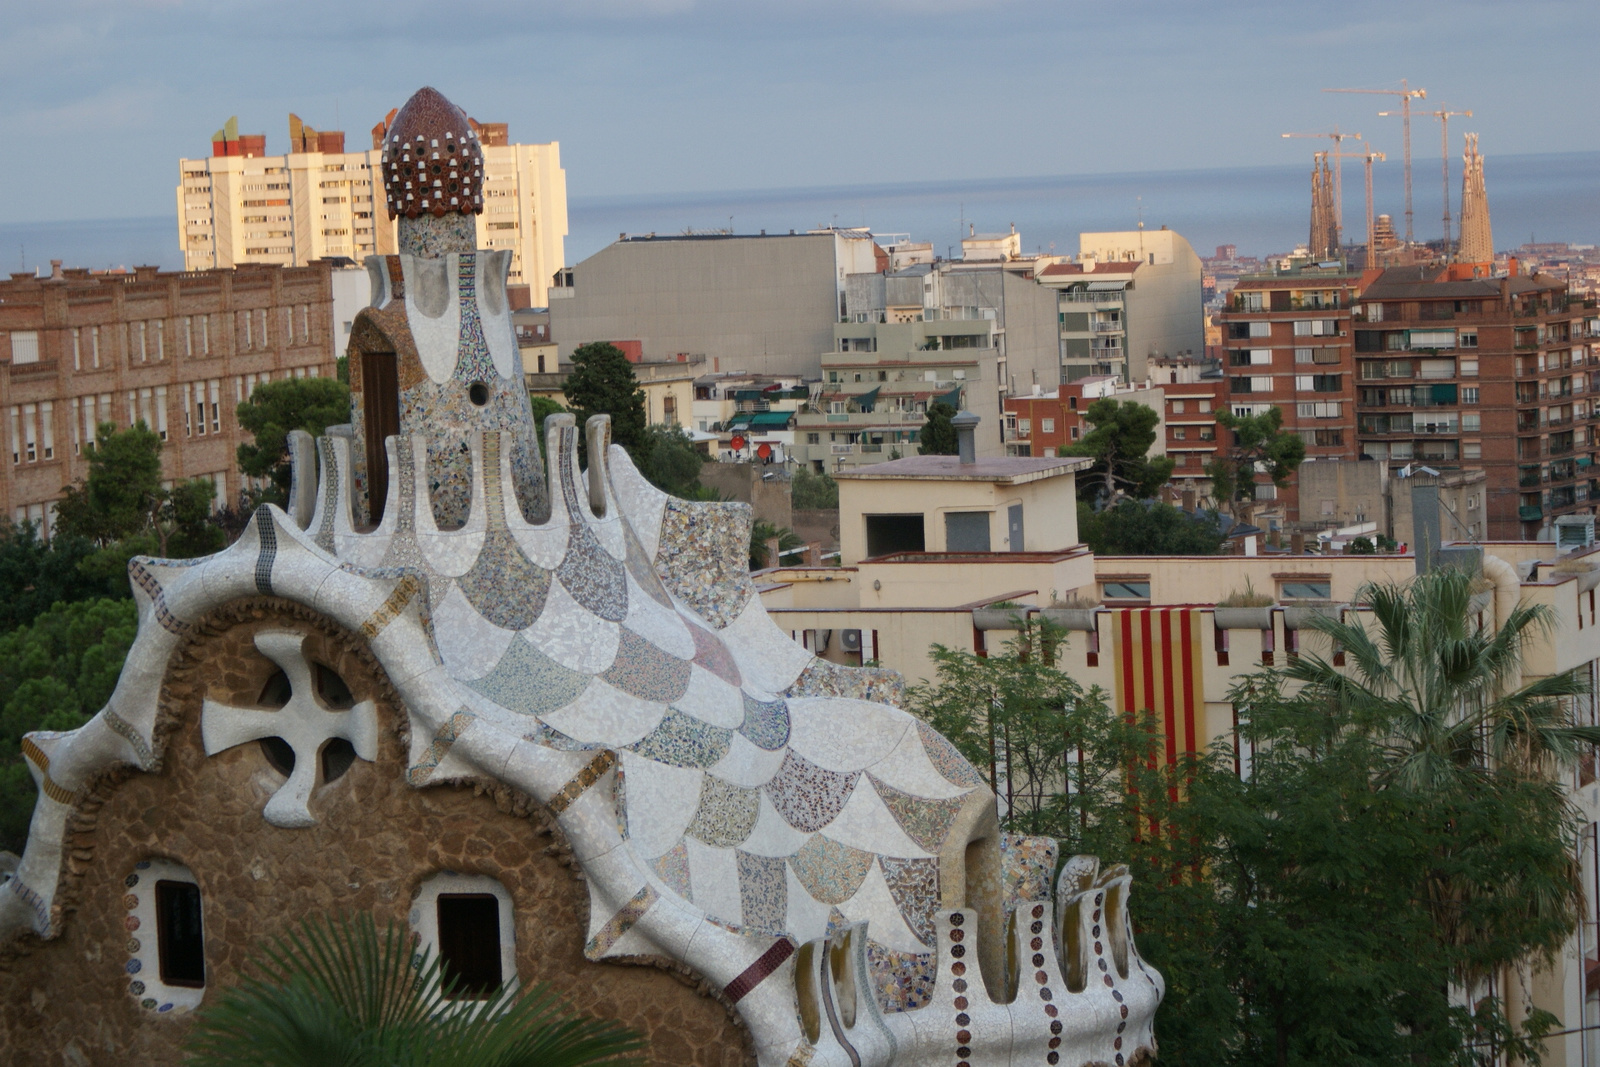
[{"xmin": 3, "ymin": 0, "xmax": 1596, "ymax": 227}]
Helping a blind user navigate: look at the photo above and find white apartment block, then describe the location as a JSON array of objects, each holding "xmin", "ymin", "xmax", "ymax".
[{"xmin": 177, "ymin": 114, "xmax": 567, "ymax": 295}]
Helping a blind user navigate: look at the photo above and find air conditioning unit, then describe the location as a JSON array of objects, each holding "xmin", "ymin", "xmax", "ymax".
[
  {"xmin": 813, "ymin": 629, "xmax": 832, "ymax": 652},
  {"xmin": 840, "ymin": 629, "xmax": 863, "ymax": 653}
]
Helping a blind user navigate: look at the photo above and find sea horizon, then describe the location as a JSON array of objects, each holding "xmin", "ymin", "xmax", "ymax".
[{"xmin": 4, "ymin": 150, "xmax": 1597, "ymax": 277}]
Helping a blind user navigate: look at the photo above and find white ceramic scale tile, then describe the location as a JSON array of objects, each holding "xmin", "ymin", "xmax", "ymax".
[
  {"xmin": 860, "ymin": 725, "xmax": 980, "ymax": 800},
  {"xmin": 619, "ymin": 752, "xmax": 703, "ymax": 858},
  {"xmin": 783, "ymin": 861, "xmax": 836, "ymax": 945},
  {"xmin": 682, "ymin": 837, "xmax": 744, "ymax": 928},
  {"xmin": 736, "ymin": 791, "xmax": 816, "ymax": 859},
  {"xmin": 538, "ymin": 677, "xmax": 664, "ymax": 747},
  {"xmin": 606, "ymin": 445, "xmax": 669, "ymax": 558},
  {"xmin": 706, "ymin": 732, "xmax": 790, "ymax": 790},
  {"xmin": 810, "ymin": 776, "xmax": 932, "ymax": 860},
  {"xmin": 717, "ymin": 597, "xmax": 812, "ymax": 693},
  {"xmin": 786, "ymin": 697, "xmax": 911, "ymax": 773},
  {"xmin": 429, "ymin": 582, "xmax": 514, "ymax": 681},
  {"xmin": 623, "ymin": 578, "xmax": 696, "ymax": 659},
  {"xmin": 835, "ymin": 861, "xmax": 926, "ymax": 954},
  {"xmin": 675, "ymin": 666, "xmax": 745, "ymax": 729},
  {"xmin": 523, "ymin": 581, "xmax": 620, "ymax": 674}
]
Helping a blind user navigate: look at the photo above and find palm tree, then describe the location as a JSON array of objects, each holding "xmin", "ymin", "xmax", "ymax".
[
  {"xmin": 1283, "ymin": 565, "xmax": 1599, "ymax": 982},
  {"xmin": 183, "ymin": 913, "xmax": 643, "ymax": 1067}
]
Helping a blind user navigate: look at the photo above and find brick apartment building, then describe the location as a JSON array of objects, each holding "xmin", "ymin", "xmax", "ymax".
[
  {"xmin": 1201, "ymin": 262, "xmax": 1595, "ymax": 540},
  {"xmin": 0, "ymin": 261, "xmax": 338, "ymax": 533},
  {"xmin": 1002, "ymin": 376, "xmax": 1166, "ymax": 458}
]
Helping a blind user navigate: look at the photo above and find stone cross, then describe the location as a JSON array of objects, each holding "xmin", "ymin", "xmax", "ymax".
[{"xmin": 201, "ymin": 630, "xmax": 379, "ymax": 828}]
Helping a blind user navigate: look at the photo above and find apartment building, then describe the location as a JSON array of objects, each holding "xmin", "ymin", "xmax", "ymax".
[
  {"xmin": 1002, "ymin": 376, "xmax": 1166, "ymax": 459},
  {"xmin": 178, "ymin": 113, "xmax": 566, "ymax": 295},
  {"xmin": 0, "ymin": 262, "xmax": 337, "ymax": 532},
  {"xmin": 548, "ymin": 230, "xmax": 881, "ymax": 378},
  {"xmin": 1353, "ymin": 265, "xmax": 1588, "ymax": 539},
  {"xmin": 790, "ymin": 317, "xmax": 998, "ymax": 473},
  {"xmin": 1034, "ymin": 229, "xmax": 1206, "ymax": 384}
]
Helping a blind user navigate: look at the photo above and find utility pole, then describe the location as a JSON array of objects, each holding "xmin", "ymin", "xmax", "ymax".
[{"xmin": 1324, "ymin": 80, "xmax": 1427, "ymax": 243}]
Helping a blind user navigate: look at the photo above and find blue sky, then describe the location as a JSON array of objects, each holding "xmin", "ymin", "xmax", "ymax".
[{"xmin": 3, "ymin": 0, "xmax": 1595, "ymax": 224}]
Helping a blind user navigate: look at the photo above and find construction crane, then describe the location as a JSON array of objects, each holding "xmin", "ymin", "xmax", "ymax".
[
  {"xmin": 1323, "ymin": 80, "xmax": 1427, "ymax": 242},
  {"xmin": 1383, "ymin": 106, "xmax": 1472, "ymax": 254},
  {"xmin": 1353, "ymin": 139, "xmax": 1387, "ymax": 265},
  {"xmin": 1282, "ymin": 127, "xmax": 1360, "ymax": 247}
]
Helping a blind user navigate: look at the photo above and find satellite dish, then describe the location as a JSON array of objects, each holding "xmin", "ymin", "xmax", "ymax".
[
  {"xmin": 730, "ymin": 434, "xmax": 747, "ymax": 451},
  {"xmin": 757, "ymin": 442, "xmax": 773, "ymax": 460}
]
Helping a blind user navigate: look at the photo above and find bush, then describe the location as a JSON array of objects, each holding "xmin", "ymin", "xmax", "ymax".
[{"xmin": 791, "ymin": 469, "xmax": 839, "ymax": 510}]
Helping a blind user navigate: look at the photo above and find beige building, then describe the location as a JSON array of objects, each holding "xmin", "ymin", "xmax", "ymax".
[
  {"xmin": 525, "ymin": 354, "xmax": 705, "ymax": 432},
  {"xmin": 0, "ymin": 262, "xmax": 339, "ymax": 532},
  {"xmin": 178, "ymin": 113, "xmax": 566, "ymax": 297}
]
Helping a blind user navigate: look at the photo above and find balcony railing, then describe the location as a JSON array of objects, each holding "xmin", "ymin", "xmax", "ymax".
[
  {"xmin": 1093, "ymin": 321, "xmax": 1123, "ymax": 333},
  {"xmin": 1060, "ymin": 291, "xmax": 1124, "ymax": 304},
  {"xmin": 1520, "ymin": 505, "xmax": 1545, "ymax": 522}
]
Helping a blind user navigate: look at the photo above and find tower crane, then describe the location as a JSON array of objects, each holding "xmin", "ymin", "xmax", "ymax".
[
  {"xmin": 1282, "ymin": 127, "xmax": 1360, "ymax": 248},
  {"xmin": 1422, "ymin": 107, "xmax": 1472, "ymax": 256},
  {"xmin": 1352, "ymin": 139, "xmax": 1386, "ymax": 265},
  {"xmin": 1323, "ymin": 81, "xmax": 1427, "ymax": 242}
]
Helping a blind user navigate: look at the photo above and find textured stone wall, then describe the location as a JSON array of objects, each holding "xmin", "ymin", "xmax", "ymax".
[{"xmin": 0, "ymin": 598, "xmax": 752, "ymax": 1066}]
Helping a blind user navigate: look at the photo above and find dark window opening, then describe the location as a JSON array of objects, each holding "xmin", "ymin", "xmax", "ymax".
[
  {"xmin": 314, "ymin": 663, "xmax": 354, "ymax": 709},
  {"xmin": 260, "ymin": 736, "xmax": 296, "ymax": 776},
  {"xmin": 468, "ymin": 381, "xmax": 490, "ymax": 406},
  {"xmin": 321, "ymin": 738, "xmax": 356, "ymax": 782},
  {"xmin": 259, "ymin": 669, "xmax": 292, "ymax": 708},
  {"xmin": 156, "ymin": 880, "xmax": 206, "ymax": 988},
  {"xmin": 359, "ymin": 349, "xmax": 400, "ymax": 525},
  {"xmin": 864, "ymin": 514, "xmax": 925, "ymax": 558},
  {"xmin": 945, "ymin": 512, "xmax": 992, "ymax": 552},
  {"xmin": 437, "ymin": 894, "xmax": 502, "ymax": 999}
]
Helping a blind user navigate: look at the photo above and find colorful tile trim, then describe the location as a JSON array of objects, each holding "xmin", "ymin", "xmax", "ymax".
[
  {"xmin": 128, "ymin": 559, "xmax": 188, "ymax": 637},
  {"xmin": 253, "ymin": 508, "xmax": 277, "ymax": 596},
  {"xmin": 864, "ymin": 940, "xmax": 936, "ymax": 1013},
  {"xmin": 452, "ymin": 255, "xmax": 497, "ymax": 384},
  {"xmin": 361, "ymin": 574, "xmax": 422, "ymax": 639},
  {"xmin": 102, "ymin": 710, "xmax": 154, "ymax": 769},
  {"xmin": 1000, "ymin": 833, "xmax": 1059, "ymax": 908},
  {"xmin": 784, "ymin": 1043, "xmax": 817, "ymax": 1067},
  {"xmin": 584, "ymin": 883, "xmax": 658, "ymax": 960},
  {"xmin": 878, "ymin": 856, "xmax": 939, "ymax": 948},
  {"xmin": 654, "ymin": 500, "xmax": 754, "ymax": 629},
  {"xmin": 407, "ymin": 710, "xmax": 476, "ymax": 785},
  {"xmin": 313, "ymin": 436, "xmax": 339, "ymax": 553},
  {"xmin": 467, "ymin": 639, "xmax": 590, "ymax": 718},
  {"xmin": 546, "ymin": 749, "xmax": 617, "ymax": 816},
  {"xmin": 723, "ymin": 938, "xmax": 796, "ymax": 1005},
  {"xmin": 784, "ymin": 658, "xmax": 905, "ymax": 707},
  {"xmin": 20, "ymin": 737, "xmax": 77, "ymax": 805}
]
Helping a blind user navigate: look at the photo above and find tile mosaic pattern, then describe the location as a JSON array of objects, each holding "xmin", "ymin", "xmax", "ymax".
[
  {"xmin": 466, "ymin": 637, "xmax": 589, "ymax": 718},
  {"xmin": 723, "ymin": 937, "xmax": 795, "ymax": 1004},
  {"xmin": 740, "ymin": 694, "xmax": 791, "ymax": 751},
  {"xmin": 868, "ymin": 776, "xmax": 964, "ymax": 854},
  {"xmin": 915, "ymin": 722, "xmax": 988, "ymax": 790},
  {"xmin": 785, "ymin": 658, "xmax": 906, "ymax": 707},
  {"xmin": 555, "ymin": 439, "xmax": 627, "ymax": 622},
  {"xmin": 655, "ymin": 500, "xmax": 755, "ymax": 629},
  {"xmin": 651, "ymin": 841, "xmax": 693, "ymax": 900},
  {"xmin": 455, "ymin": 436, "xmax": 551, "ymax": 630},
  {"xmin": 313, "ymin": 436, "xmax": 340, "ymax": 553},
  {"xmin": 765, "ymin": 751, "xmax": 861, "ymax": 833},
  {"xmin": 628, "ymin": 709, "xmax": 732, "ymax": 770},
  {"xmin": 865, "ymin": 942, "xmax": 936, "ymax": 1013},
  {"xmin": 735, "ymin": 851, "xmax": 788, "ymax": 933},
  {"xmin": 789, "ymin": 835, "xmax": 873, "ymax": 905},
  {"xmin": 689, "ymin": 621, "xmax": 742, "ymax": 686},
  {"xmin": 878, "ymin": 856, "xmax": 939, "ymax": 948},
  {"xmin": 584, "ymin": 884, "xmax": 658, "ymax": 960},
  {"xmin": 546, "ymin": 750, "xmax": 617, "ymax": 815},
  {"xmin": 253, "ymin": 508, "xmax": 277, "ymax": 595},
  {"xmin": 602, "ymin": 628, "xmax": 691, "ymax": 704},
  {"xmin": 452, "ymin": 255, "xmax": 497, "ymax": 384},
  {"xmin": 381, "ymin": 87, "xmax": 485, "ymax": 219},
  {"xmin": 1000, "ymin": 833, "xmax": 1059, "ymax": 907},
  {"xmin": 407, "ymin": 710, "xmax": 476, "ymax": 785},
  {"xmin": 684, "ymin": 775, "xmax": 760, "ymax": 847}
]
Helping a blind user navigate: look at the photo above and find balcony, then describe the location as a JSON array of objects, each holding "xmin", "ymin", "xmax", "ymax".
[
  {"xmin": 1093, "ymin": 320, "xmax": 1123, "ymax": 333},
  {"xmin": 1519, "ymin": 467, "xmax": 1546, "ymax": 488},
  {"xmin": 1060, "ymin": 290, "xmax": 1124, "ymax": 305}
]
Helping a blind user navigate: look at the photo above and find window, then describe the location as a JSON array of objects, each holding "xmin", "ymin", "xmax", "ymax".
[
  {"xmin": 23, "ymin": 404, "xmax": 36, "ymax": 462},
  {"xmin": 1200, "ymin": 399, "xmax": 1212, "ymax": 413},
  {"xmin": 1462, "ymin": 413, "xmax": 1481, "ymax": 432},
  {"xmin": 1173, "ymin": 427, "xmax": 1187, "ymax": 440},
  {"xmin": 1171, "ymin": 400, "xmax": 1186, "ymax": 414},
  {"xmin": 10, "ymin": 331, "xmax": 39, "ymax": 365},
  {"xmin": 1102, "ymin": 580, "xmax": 1151, "ymax": 600},
  {"xmin": 1460, "ymin": 359, "xmax": 1478, "ymax": 377},
  {"xmin": 411, "ymin": 873, "xmax": 516, "ymax": 1002},
  {"xmin": 944, "ymin": 512, "xmax": 991, "ymax": 552},
  {"xmin": 1018, "ymin": 418, "xmax": 1031, "ymax": 435},
  {"xmin": 1295, "ymin": 347, "xmax": 1314, "ymax": 364},
  {"xmin": 806, "ymin": 433, "xmax": 820, "ymax": 444},
  {"xmin": 1462, "ymin": 387, "xmax": 1479, "ymax": 405},
  {"xmin": 124, "ymin": 858, "xmax": 207, "ymax": 1012},
  {"xmin": 1199, "ymin": 426, "xmax": 1215, "ymax": 441},
  {"xmin": 1460, "ymin": 330, "xmax": 1478, "ymax": 349},
  {"xmin": 1070, "ymin": 426, "xmax": 1081, "ymax": 441},
  {"xmin": 71, "ymin": 328, "xmax": 81, "ymax": 370},
  {"xmin": 1297, "ymin": 402, "xmax": 1342, "ymax": 419},
  {"xmin": 40, "ymin": 402, "xmax": 53, "ymax": 459},
  {"xmin": 1279, "ymin": 581, "xmax": 1331, "ymax": 600},
  {"xmin": 1293, "ymin": 319, "xmax": 1338, "ymax": 337},
  {"xmin": 1248, "ymin": 321, "xmax": 1271, "ymax": 338},
  {"xmin": 1463, "ymin": 441, "xmax": 1482, "ymax": 459}
]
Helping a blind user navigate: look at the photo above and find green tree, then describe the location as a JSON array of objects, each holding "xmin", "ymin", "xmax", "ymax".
[
  {"xmin": 184, "ymin": 913, "xmax": 642, "ymax": 1067},
  {"xmin": 0, "ymin": 598, "xmax": 138, "ymax": 852},
  {"xmin": 1063, "ymin": 398, "xmax": 1175, "ymax": 503},
  {"xmin": 918, "ymin": 402, "xmax": 959, "ymax": 456},
  {"xmin": 1076, "ymin": 499, "xmax": 1223, "ymax": 556},
  {"xmin": 749, "ymin": 520, "xmax": 803, "ymax": 571},
  {"xmin": 791, "ymin": 468, "xmax": 839, "ymax": 510},
  {"xmin": 1204, "ymin": 406, "xmax": 1305, "ymax": 521},
  {"xmin": 0, "ymin": 521, "xmax": 105, "ymax": 629},
  {"xmin": 529, "ymin": 395, "xmax": 568, "ymax": 458},
  {"xmin": 235, "ymin": 377, "xmax": 352, "ymax": 505},
  {"xmin": 53, "ymin": 422, "xmax": 164, "ymax": 545},
  {"xmin": 564, "ymin": 343, "xmax": 646, "ymax": 456},
  {"xmin": 635, "ymin": 424, "xmax": 708, "ymax": 499}
]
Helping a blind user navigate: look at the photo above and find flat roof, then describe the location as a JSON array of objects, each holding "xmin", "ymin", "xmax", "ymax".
[{"xmin": 836, "ymin": 454, "xmax": 1091, "ymax": 485}]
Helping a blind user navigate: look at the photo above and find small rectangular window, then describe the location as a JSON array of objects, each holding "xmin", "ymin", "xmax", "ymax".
[
  {"xmin": 155, "ymin": 880, "xmax": 206, "ymax": 988},
  {"xmin": 1102, "ymin": 580, "xmax": 1151, "ymax": 599},
  {"xmin": 436, "ymin": 894, "xmax": 502, "ymax": 999},
  {"xmin": 10, "ymin": 331, "xmax": 39, "ymax": 365},
  {"xmin": 1279, "ymin": 581, "xmax": 1331, "ymax": 600}
]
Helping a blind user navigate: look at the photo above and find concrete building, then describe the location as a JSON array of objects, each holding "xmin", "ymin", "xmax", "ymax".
[
  {"xmin": 0, "ymin": 261, "xmax": 339, "ymax": 532},
  {"xmin": 1002, "ymin": 376, "xmax": 1166, "ymax": 459},
  {"xmin": 525, "ymin": 354, "xmax": 706, "ymax": 433},
  {"xmin": 178, "ymin": 113, "xmax": 566, "ymax": 298},
  {"xmin": 791, "ymin": 316, "xmax": 999, "ymax": 473},
  {"xmin": 547, "ymin": 230, "xmax": 881, "ymax": 378},
  {"xmin": 1035, "ymin": 229, "xmax": 1206, "ymax": 384}
]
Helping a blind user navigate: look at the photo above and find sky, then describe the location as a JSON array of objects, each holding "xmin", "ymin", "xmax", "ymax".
[{"xmin": 2, "ymin": 0, "xmax": 1596, "ymax": 226}]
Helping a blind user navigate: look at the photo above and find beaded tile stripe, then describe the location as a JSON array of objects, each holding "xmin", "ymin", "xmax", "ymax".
[{"xmin": 546, "ymin": 750, "xmax": 617, "ymax": 816}]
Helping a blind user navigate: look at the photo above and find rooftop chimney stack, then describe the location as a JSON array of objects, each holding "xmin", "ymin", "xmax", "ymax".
[{"xmin": 952, "ymin": 411, "xmax": 980, "ymax": 465}]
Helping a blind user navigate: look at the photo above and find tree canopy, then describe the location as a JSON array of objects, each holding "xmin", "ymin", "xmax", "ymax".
[
  {"xmin": 1076, "ymin": 499, "xmax": 1223, "ymax": 556},
  {"xmin": 906, "ymin": 568, "xmax": 1588, "ymax": 1065},
  {"xmin": 54, "ymin": 421, "xmax": 164, "ymax": 545},
  {"xmin": 1063, "ymin": 398, "xmax": 1174, "ymax": 503},
  {"xmin": 918, "ymin": 402, "xmax": 959, "ymax": 456},
  {"xmin": 1204, "ymin": 406, "xmax": 1305, "ymax": 519},
  {"xmin": 634, "ymin": 424, "xmax": 708, "ymax": 500},
  {"xmin": 790, "ymin": 468, "xmax": 838, "ymax": 510},
  {"xmin": 235, "ymin": 377, "xmax": 352, "ymax": 505},
  {"xmin": 564, "ymin": 343, "xmax": 647, "ymax": 456}
]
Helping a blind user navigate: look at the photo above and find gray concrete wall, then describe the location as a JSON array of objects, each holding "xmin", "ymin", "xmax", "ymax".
[
  {"xmin": 549, "ymin": 234, "xmax": 847, "ymax": 379},
  {"xmin": 697, "ymin": 462, "xmax": 793, "ymax": 528}
]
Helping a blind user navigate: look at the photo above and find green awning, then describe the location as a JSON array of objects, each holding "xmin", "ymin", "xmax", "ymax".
[
  {"xmin": 854, "ymin": 386, "xmax": 882, "ymax": 412},
  {"xmin": 725, "ymin": 413, "xmax": 754, "ymax": 428},
  {"xmin": 936, "ymin": 385, "xmax": 963, "ymax": 408},
  {"xmin": 747, "ymin": 411, "xmax": 793, "ymax": 428}
]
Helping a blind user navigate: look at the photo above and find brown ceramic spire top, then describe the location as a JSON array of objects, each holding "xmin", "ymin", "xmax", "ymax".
[{"xmin": 380, "ymin": 87, "xmax": 485, "ymax": 220}]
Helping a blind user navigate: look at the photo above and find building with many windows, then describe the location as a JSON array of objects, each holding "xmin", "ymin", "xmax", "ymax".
[
  {"xmin": 177, "ymin": 112, "xmax": 566, "ymax": 297},
  {"xmin": 0, "ymin": 261, "xmax": 338, "ymax": 533}
]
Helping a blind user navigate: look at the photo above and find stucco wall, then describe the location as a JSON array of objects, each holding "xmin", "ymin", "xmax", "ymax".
[{"xmin": 0, "ymin": 598, "xmax": 751, "ymax": 1066}]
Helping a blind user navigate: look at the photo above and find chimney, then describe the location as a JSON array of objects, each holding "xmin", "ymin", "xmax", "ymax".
[
  {"xmin": 49, "ymin": 260, "xmax": 63, "ymax": 280},
  {"xmin": 1181, "ymin": 487, "xmax": 1196, "ymax": 512},
  {"xmin": 952, "ymin": 411, "xmax": 980, "ymax": 465},
  {"xmin": 1290, "ymin": 531, "xmax": 1305, "ymax": 555}
]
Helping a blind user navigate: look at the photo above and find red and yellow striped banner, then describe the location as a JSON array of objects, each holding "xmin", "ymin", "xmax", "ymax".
[{"xmin": 1111, "ymin": 608, "xmax": 1204, "ymax": 765}]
